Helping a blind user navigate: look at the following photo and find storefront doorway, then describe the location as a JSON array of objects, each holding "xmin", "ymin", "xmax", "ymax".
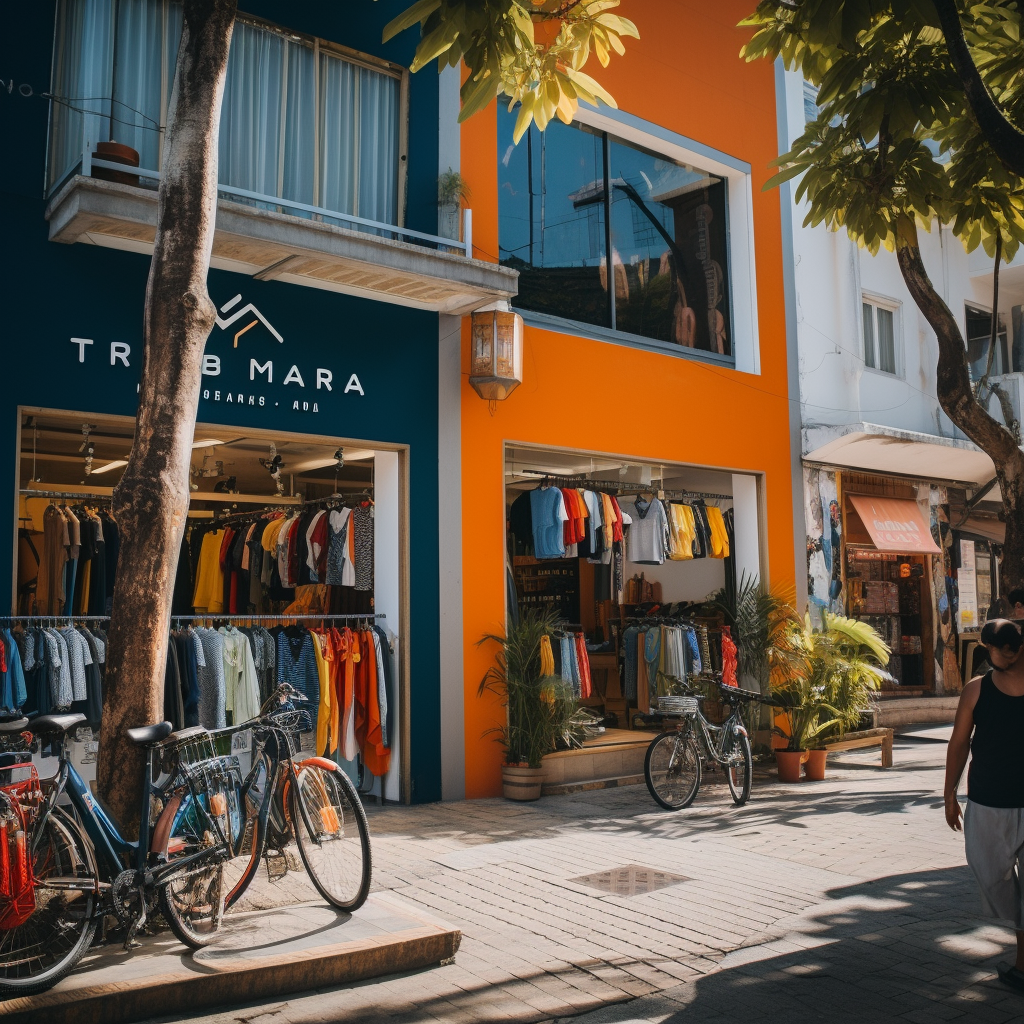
[
  {"xmin": 14, "ymin": 408, "xmax": 407, "ymax": 802},
  {"xmin": 504, "ymin": 443, "xmax": 764, "ymax": 726}
]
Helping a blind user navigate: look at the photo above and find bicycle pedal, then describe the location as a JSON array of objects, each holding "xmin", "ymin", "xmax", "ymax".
[{"xmin": 265, "ymin": 850, "xmax": 288, "ymax": 881}]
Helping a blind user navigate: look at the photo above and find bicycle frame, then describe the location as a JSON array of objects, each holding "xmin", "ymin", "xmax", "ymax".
[
  {"xmin": 33, "ymin": 733, "xmax": 232, "ymax": 890},
  {"xmin": 677, "ymin": 703, "xmax": 748, "ymax": 767}
]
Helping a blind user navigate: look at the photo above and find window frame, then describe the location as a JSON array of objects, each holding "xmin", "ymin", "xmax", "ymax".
[
  {"xmin": 46, "ymin": 2, "xmax": 410, "ymax": 226},
  {"xmin": 964, "ymin": 302, "xmax": 1010, "ymax": 380},
  {"xmin": 515, "ymin": 104, "xmax": 759, "ymax": 374},
  {"xmin": 860, "ymin": 293, "xmax": 903, "ymax": 378}
]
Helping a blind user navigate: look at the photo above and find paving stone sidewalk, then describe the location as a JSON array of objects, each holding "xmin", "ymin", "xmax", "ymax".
[{"xmin": 147, "ymin": 739, "xmax": 1024, "ymax": 1024}]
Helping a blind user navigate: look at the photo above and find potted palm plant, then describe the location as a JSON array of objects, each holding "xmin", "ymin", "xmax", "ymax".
[
  {"xmin": 771, "ymin": 612, "xmax": 889, "ymax": 782},
  {"xmin": 478, "ymin": 611, "xmax": 586, "ymax": 800}
]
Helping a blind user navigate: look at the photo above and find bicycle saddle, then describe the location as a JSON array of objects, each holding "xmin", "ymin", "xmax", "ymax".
[
  {"xmin": 30, "ymin": 713, "xmax": 86, "ymax": 734},
  {"xmin": 0, "ymin": 718, "xmax": 29, "ymax": 734},
  {"xmin": 126, "ymin": 721, "xmax": 173, "ymax": 746}
]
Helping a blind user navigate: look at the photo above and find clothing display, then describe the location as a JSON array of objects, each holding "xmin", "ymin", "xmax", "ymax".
[
  {"xmin": 548, "ymin": 629, "xmax": 592, "ymax": 699},
  {"xmin": 620, "ymin": 620, "xmax": 705, "ymax": 708},
  {"xmin": 14, "ymin": 621, "xmax": 106, "ymax": 722},
  {"xmin": 184, "ymin": 497, "xmax": 375, "ymax": 616},
  {"xmin": 25, "ymin": 502, "xmax": 118, "ymax": 616}
]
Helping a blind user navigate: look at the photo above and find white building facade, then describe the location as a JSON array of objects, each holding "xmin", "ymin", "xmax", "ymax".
[{"xmin": 778, "ymin": 65, "xmax": 1024, "ymax": 698}]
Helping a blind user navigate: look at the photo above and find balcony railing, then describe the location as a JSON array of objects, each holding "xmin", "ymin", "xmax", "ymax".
[
  {"xmin": 82, "ymin": 146, "xmax": 472, "ymax": 258},
  {"xmin": 47, "ymin": 144, "xmax": 516, "ymax": 316}
]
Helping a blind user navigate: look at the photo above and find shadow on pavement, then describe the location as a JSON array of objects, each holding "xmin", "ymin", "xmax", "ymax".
[{"xmin": 555, "ymin": 866, "xmax": 1022, "ymax": 1024}]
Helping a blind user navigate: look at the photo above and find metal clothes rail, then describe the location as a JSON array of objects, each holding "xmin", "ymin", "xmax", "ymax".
[{"xmin": 20, "ymin": 489, "xmax": 113, "ymax": 502}]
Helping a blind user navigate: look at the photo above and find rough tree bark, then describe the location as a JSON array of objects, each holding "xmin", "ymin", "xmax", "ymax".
[
  {"xmin": 97, "ymin": 0, "xmax": 238, "ymax": 834},
  {"xmin": 932, "ymin": 0, "xmax": 1024, "ymax": 178},
  {"xmin": 895, "ymin": 219, "xmax": 1024, "ymax": 594}
]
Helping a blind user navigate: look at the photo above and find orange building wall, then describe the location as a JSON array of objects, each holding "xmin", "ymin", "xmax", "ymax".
[{"xmin": 459, "ymin": 1, "xmax": 795, "ymax": 798}]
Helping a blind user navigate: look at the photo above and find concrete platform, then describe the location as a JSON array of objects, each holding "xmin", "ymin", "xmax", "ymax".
[
  {"xmin": 870, "ymin": 696, "xmax": 959, "ymax": 728},
  {"xmin": 0, "ymin": 893, "xmax": 460, "ymax": 1024},
  {"xmin": 541, "ymin": 728, "xmax": 655, "ymax": 795}
]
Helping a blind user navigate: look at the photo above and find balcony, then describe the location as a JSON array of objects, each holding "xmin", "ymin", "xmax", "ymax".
[{"xmin": 45, "ymin": 149, "xmax": 517, "ymax": 316}]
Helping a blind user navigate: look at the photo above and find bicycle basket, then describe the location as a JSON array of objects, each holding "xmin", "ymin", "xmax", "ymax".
[
  {"xmin": 657, "ymin": 696, "xmax": 699, "ymax": 716},
  {"xmin": 159, "ymin": 727, "xmax": 217, "ymax": 775}
]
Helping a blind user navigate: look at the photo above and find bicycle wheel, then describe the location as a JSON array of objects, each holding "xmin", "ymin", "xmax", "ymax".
[
  {"xmin": 288, "ymin": 762, "xmax": 372, "ymax": 912},
  {"xmin": 158, "ymin": 792, "xmax": 228, "ymax": 948},
  {"xmin": 723, "ymin": 730, "xmax": 753, "ymax": 807},
  {"xmin": 0, "ymin": 809, "xmax": 98, "ymax": 998},
  {"xmin": 645, "ymin": 729, "xmax": 702, "ymax": 810}
]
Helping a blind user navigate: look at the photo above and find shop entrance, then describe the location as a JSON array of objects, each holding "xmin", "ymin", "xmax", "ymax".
[
  {"xmin": 505, "ymin": 443, "xmax": 764, "ymax": 728},
  {"xmin": 13, "ymin": 409, "xmax": 407, "ymax": 802}
]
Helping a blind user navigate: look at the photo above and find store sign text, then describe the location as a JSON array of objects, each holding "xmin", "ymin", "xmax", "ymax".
[{"xmin": 70, "ymin": 339, "xmax": 365, "ymax": 415}]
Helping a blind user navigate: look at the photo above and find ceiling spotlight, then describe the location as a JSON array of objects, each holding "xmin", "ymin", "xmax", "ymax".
[{"xmin": 90, "ymin": 459, "xmax": 128, "ymax": 475}]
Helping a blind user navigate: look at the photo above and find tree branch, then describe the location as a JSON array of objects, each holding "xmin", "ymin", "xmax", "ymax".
[{"xmin": 932, "ymin": 0, "xmax": 1024, "ymax": 177}]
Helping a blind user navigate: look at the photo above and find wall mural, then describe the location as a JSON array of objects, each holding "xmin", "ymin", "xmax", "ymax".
[{"xmin": 804, "ymin": 466, "xmax": 843, "ymax": 614}]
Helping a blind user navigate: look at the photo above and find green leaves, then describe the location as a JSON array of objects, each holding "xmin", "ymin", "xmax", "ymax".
[
  {"xmin": 744, "ymin": 1, "xmax": 1024, "ymax": 262},
  {"xmin": 383, "ymin": 0, "xmax": 638, "ymax": 138}
]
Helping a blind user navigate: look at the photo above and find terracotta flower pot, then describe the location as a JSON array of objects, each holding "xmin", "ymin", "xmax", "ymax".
[
  {"xmin": 93, "ymin": 141, "xmax": 140, "ymax": 186},
  {"xmin": 502, "ymin": 765, "xmax": 545, "ymax": 801},
  {"xmin": 803, "ymin": 749, "xmax": 827, "ymax": 781},
  {"xmin": 776, "ymin": 750, "xmax": 808, "ymax": 783}
]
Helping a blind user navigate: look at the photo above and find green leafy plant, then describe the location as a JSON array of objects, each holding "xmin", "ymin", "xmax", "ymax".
[
  {"xmin": 771, "ymin": 611, "xmax": 890, "ymax": 752},
  {"xmin": 383, "ymin": 0, "xmax": 639, "ymax": 141},
  {"xmin": 437, "ymin": 168, "xmax": 472, "ymax": 208},
  {"xmin": 478, "ymin": 611, "xmax": 587, "ymax": 767}
]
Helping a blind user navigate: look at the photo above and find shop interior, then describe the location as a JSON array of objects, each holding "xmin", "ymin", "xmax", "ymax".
[
  {"xmin": 13, "ymin": 410, "xmax": 403, "ymax": 801},
  {"xmin": 505, "ymin": 444, "xmax": 761, "ymax": 728}
]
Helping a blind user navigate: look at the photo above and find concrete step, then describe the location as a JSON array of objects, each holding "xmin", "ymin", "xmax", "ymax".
[
  {"xmin": 870, "ymin": 696, "xmax": 959, "ymax": 729},
  {"xmin": 0, "ymin": 894, "xmax": 459, "ymax": 1024}
]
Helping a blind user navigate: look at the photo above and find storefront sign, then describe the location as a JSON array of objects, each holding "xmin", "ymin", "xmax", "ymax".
[
  {"xmin": 67, "ymin": 292, "xmax": 365, "ymax": 417},
  {"xmin": 958, "ymin": 539, "xmax": 978, "ymax": 631},
  {"xmin": 848, "ymin": 495, "xmax": 940, "ymax": 554}
]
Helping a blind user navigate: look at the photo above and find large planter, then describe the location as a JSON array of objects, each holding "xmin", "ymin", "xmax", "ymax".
[
  {"xmin": 502, "ymin": 765, "xmax": 545, "ymax": 801},
  {"xmin": 803, "ymin": 749, "xmax": 828, "ymax": 781},
  {"xmin": 92, "ymin": 141, "xmax": 140, "ymax": 186},
  {"xmin": 776, "ymin": 750, "xmax": 808, "ymax": 783}
]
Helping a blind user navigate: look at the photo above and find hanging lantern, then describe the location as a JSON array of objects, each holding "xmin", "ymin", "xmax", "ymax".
[{"xmin": 470, "ymin": 309, "xmax": 523, "ymax": 401}]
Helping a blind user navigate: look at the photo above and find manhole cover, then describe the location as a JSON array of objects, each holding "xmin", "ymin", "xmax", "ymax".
[{"xmin": 571, "ymin": 864, "xmax": 691, "ymax": 896}]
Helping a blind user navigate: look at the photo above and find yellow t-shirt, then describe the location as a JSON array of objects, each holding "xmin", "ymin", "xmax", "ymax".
[{"xmin": 192, "ymin": 530, "xmax": 226, "ymax": 613}]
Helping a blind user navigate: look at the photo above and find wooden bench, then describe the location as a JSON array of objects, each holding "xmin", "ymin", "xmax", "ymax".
[{"xmin": 823, "ymin": 727, "xmax": 893, "ymax": 768}]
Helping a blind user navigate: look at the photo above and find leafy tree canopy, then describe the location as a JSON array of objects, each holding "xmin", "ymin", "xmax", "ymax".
[
  {"xmin": 383, "ymin": 0, "xmax": 638, "ymax": 141},
  {"xmin": 742, "ymin": 0, "xmax": 1024, "ymax": 259}
]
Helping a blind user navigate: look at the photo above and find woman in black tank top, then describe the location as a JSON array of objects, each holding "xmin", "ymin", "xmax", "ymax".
[
  {"xmin": 946, "ymin": 619, "xmax": 1024, "ymax": 990},
  {"xmin": 967, "ymin": 672, "xmax": 1024, "ymax": 808}
]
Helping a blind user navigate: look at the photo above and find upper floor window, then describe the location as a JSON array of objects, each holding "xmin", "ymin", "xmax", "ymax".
[
  {"xmin": 965, "ymin": 303, "xmax": 1016, "ymax": 378},
  {"xmin": 48, "ymin": 0, "xmax": 403, "ymax": 228},
  {"xmin": 861, "ymin": 296, "xmax": 900, "ymax": 376},
  {"xmin": 498, "ymin": 108, "xmax": 733, "ymax": 357}
]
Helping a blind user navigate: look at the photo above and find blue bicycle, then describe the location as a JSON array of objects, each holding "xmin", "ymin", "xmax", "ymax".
[{"xmin": 1, "ymin": 682, "xmax": 371, "ymax": 998}]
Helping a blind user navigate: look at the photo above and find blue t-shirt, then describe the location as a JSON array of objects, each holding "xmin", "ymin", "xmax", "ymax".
[{"xmin": 530, "ymin": 487, "xmax": 566, "ymax": 559}]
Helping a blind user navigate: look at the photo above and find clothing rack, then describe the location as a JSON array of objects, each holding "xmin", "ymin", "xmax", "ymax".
[
  {"xmin": 619, "ymin": 489, "xmax": 731, "ymax": 502},
  {"xmin": 20, "ymin": 489, "xmax": 113, "ymax": 502},
  {"xmin": 0, "ymin": 614, "xmax": 110, "ymax": 624},
  {"xmin": 170, "ymin": 613, "xmax": 386, "ymax": 623}
]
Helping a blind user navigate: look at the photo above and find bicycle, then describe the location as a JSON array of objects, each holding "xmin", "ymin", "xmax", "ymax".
[
  {"xmin": 208, "ymin": 685, "xmax": 372, "ymax": 926},
  {"xmin": 0, "ymin": 683, "xmax": 371, "ymax": 997},
  {"xmin": 644, "ymin": 682, "xmax": 771, "ymax": 810}
]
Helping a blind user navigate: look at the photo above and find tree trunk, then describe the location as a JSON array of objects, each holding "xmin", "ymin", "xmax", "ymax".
[
  {"xmin": 895, "ymin": 220, "xmax": 1024, "ymax": 595},
  {"xmin": 932, "ymin": 0, "xmax": 1024, "ymax": 179},
  {"xmin": 97, "ymin": 0, "xmax": 238, "ymax": 835}
]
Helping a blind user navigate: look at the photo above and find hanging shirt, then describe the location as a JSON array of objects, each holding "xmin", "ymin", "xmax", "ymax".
[
  {"xmin": 530, "ymin": 487, "xmax": 568, "ymax": 559},
  {"xmin": 195, "ymin": 627, "xmax": 227, "ymax": 729},
  {"xmin": 352, "ymin": 504, "xmax": 374, "ymax": 591},
  {"xmin": 219, "ymin": 627, "xmax": 261, "ymax": 726},
  {"xmin": 626, "ymin": 497, "xmax": 669, "ymax": 565},
  {"xmin": 0, "ymin": 631, "xmax": 26, "ymax": 712},
  {"xmin": 193, "ymin": 529, "xmax": 227, "ymax": 613},
  {"xmin": 326, "ymin": 508, "xmax": 356, "ymax": 586}
]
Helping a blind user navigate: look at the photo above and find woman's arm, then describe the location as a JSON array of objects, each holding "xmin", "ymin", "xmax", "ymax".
[{"xmin": 944, "ymin": 678, "xmax": 981, "ymax": 831}]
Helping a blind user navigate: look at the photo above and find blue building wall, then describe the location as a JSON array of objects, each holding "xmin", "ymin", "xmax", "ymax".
[{"xmin": 0, "ymin": 2, "xmax": 443, "ymax": 802}]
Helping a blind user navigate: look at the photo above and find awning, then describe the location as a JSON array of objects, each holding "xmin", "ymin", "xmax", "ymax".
[{"xmin": 848, "ymin": 495, "xmax": 940, "ymax": 554}]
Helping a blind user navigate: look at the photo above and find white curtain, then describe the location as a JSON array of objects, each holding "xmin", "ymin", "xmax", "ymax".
[
  {"xmin": 50, "ymin": 0, "xmax": 401, "ymax": 232},
  {"xmin": 112, "ymin": 0, "xmax": 182, "ymax": 170},
  {"xmin": 319, "ymin": 52, "xmax": 399, "ymax": 227},
  {"xmin": 49, "ymin": 0, "xmax": 114, "ymax": 187}
]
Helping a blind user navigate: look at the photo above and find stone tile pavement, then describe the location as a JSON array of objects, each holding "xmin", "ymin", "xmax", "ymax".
[{"xmin": 146, "ymin": 738, "xmax": 1024, "ymax": 1024}]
